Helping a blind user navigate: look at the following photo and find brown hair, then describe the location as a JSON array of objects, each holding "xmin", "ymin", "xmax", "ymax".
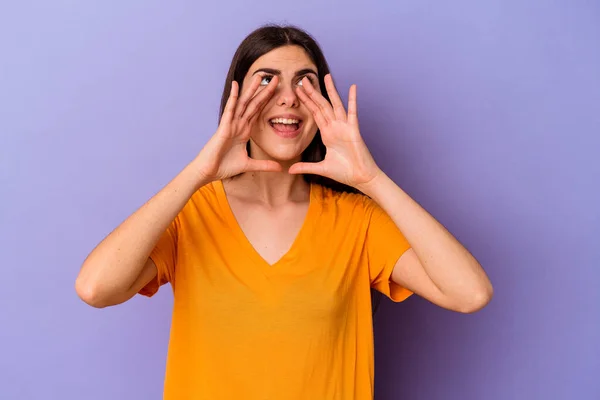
[{"xmin": 219, "ymin": 24, "xmax": 384, "ymax": 316}]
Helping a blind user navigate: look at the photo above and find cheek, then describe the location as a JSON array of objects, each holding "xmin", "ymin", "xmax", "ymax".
[
  {"xmin": 303, "ymin": 115, "xmax": 318, "ymax": 136},
  {"xmin": 251, "ymin": 121, "xmax": 266, "ymax": 138}
]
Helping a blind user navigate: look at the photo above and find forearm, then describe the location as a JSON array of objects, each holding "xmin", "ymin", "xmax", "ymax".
[
  {"xmin": 358, "ymin": 172, "xmax": 493, "ymax": 303},
  {"xmin": 76, "ymin": 158, "xmax": 210, "ymax": 301}
]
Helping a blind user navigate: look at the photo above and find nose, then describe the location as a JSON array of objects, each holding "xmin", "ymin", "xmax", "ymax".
[{"xmin": 275, "ymin": 82, "xmax": 299, "ymax": 108}]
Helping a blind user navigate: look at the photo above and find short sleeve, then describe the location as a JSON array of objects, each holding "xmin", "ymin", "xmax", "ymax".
[
  {"xmin": 365, "ymin": 199, "xmax": 413, "ymax": 302},
  {"xmin": 138, "ymin": 216, "xmax": 179, "ymax": 297}
]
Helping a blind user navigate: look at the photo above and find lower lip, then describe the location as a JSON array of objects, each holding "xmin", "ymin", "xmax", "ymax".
[{"xmin": 269, "ymin": 122, "xmax": 303, "ymax": 139}]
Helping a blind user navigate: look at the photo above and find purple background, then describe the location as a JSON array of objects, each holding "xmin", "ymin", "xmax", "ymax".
[{"xmin": 1, "ymin": 1, "xmax": 598, "ymax": 399}]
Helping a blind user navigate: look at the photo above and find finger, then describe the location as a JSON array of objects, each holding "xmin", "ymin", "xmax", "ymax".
[
  {"xmin": 242, "ymin": 75, "xmax": 278, "ymax": 122},
  {"xmin": 242, "ymin": 90, "xmax": 277, "ymax": 141},
  {"xmin": 245, "ymin": 158, "xmax": 283, "ymax": 173},
  {"xmin": 296, "ymin": 86, "xmax": 328, "ymax": 129},
  {"xmin": 347, "ymin": 84, "xmax": 358, "ymax": 124},
  {"xmin": 221, "ymin": 81, "xmax": 239, "ymax": 125},
  {"xmin": 301, "ymin": 77, "xmax": 335, "ymax": 122},
  {"xmin": 288, "ymin": 161, "xmax": 327, "ymax": 176},
  {"xmin": 324, "ymin": 74, "xmax": 347, "ymax": 121},
  {"xmin": 234, "ymin": 75, "xmax": 262, "ymax": 119}
]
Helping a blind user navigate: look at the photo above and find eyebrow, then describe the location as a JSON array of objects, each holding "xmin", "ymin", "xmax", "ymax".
[{"xmin": 252, "ymin": 68, "xmax": 319, "ymax": 77}]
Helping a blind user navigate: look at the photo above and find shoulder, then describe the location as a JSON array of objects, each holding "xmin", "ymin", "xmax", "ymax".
[
  {"xmin": 177, "ymin": 180, "xmax": 222, "ymax": 222},
  {"xmin": 313, "ymin": 183, "xmax": 377, "ymax": 218}
]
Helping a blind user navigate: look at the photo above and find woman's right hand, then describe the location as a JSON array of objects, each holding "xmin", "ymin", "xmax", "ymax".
[
  {"xmin": 76, "ymin": 75, "xmax": 282, "ymax": 308},
  {"xmin": 194, "ymin": 74, "xmax": 281, "ymax": 183}
]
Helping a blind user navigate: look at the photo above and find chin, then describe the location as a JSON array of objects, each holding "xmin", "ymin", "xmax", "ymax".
[
  {"xmin": 250, "ymin": 123, "xmax": 317, "ymax": 163},
  {"xmin": 252, "ymin": 141, "xmax": 306, "ymax": 163}
]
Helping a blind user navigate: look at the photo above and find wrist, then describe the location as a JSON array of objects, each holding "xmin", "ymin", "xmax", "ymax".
[
  {"xmin": 186, "ymin": 156, "xmax": 214, "ymax": 190},
  {"xmin": 356, "ymin": 169, "xmax": 388, "ymax": 197}
]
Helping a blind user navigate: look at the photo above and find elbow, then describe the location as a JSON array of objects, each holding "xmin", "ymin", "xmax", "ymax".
[
  {"xmin": 75, "ymin": 275, "xmax": 110, "ymax": 309},
  {"xmin": 457, "ymin": 283, "xmax": 494, "ymax": 314}
]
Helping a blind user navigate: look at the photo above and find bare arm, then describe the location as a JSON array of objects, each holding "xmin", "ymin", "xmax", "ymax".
[
  {"xmin": 75, "ymin": 161, "xmax": 210, "ymax": 308},
  {"xmin": 289, "ymin": 75, "xmax": 493, "ymax": 313},
  {"xmin": 75, "ymin": 75, "xmax": 281, "ymax": 308},
  {"xmin": 361, "ymin": 173, "xmax": 493, "ymax": 313}
]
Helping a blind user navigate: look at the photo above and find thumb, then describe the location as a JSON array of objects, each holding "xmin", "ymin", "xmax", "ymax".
[
  {"xmin": 245, "ymin": 159, "xmax": 283, "ymax": 173},
  {"xmin": 288, "ymin": 161, "xmax": 326, "ymax": 176}
]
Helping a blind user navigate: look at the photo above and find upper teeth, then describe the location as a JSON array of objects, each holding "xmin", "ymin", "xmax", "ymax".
[{"xmin": 270, "ymin": 118, "xmax": 299, "ymax": 124}]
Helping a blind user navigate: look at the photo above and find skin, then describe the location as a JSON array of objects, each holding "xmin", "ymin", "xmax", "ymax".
[
  {"xmin": 221, "ymin": 45, "xmax": 323, "ymax": 265},
  {"xmin": 290, "ymin": 71, "xmax": 493, "ymax": 313},
  {"xmin": 75, "ymin": 45, "xmax": 493, "ymax": 313}
]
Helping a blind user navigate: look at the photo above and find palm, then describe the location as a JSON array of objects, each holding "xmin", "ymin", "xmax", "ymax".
[
  {"xmin": 195, "ymin": 76, "xmax": 283, "ymax": 182},
  {"xmin": 201, "ymin": 136, "xmax": 251, "ymax": 179},
  {"xmin": 289, "ymin": 74, "xmax": 380, "ymax": 188}
]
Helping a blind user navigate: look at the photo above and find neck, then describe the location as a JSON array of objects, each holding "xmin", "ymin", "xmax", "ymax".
[
  {"xmin": 237, "ymin": 171, "xmax": 308, "ymax": 206},
  {"xmin": 234, "ymin": 142, "xmax": 310, "ymax": 206}
]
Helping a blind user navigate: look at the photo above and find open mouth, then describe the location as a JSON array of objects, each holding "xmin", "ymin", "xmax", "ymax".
[{"xmin": 268, "ymin": 117, "xmax": 303, "ymax": 138}]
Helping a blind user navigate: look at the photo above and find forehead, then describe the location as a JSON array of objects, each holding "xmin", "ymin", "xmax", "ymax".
[{"xmin": 248, "ymin": 45, "xmax": 317, "ymax": 73}]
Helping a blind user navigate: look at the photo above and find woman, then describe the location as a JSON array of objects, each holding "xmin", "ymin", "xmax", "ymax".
[{"xmin": 76, "ymin": 24, "xmax": 493, "ymax": 400}]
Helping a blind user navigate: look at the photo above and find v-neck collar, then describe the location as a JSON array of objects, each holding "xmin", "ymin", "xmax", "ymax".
[{"xmin": 213, "ymin": 179, "xmax": 319, "ymax": 272}]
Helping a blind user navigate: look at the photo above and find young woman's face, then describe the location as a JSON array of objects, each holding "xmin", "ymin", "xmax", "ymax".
[{"xmin": 241, "ymin": 45, "xmax": 322, "ymax": 163}]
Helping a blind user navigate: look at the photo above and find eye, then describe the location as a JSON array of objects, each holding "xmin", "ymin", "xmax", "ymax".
[
  {"xmin": 259, "ymin": 75, "xmax": 273, "ymax": 86},
  {"xmin": 296, "ymin": 75, "xmax": 316, "ymax": 87}
]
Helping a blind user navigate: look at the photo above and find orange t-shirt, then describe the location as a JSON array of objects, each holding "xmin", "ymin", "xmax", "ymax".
[{"xmin": 139, "ymin": 179, "xmax": 412, "ymax": 400}]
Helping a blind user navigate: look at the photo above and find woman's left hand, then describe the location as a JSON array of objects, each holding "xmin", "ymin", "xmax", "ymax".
[{"xmin": 288, "ymin": 74, "xmax": 382, "ymax": 190}]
